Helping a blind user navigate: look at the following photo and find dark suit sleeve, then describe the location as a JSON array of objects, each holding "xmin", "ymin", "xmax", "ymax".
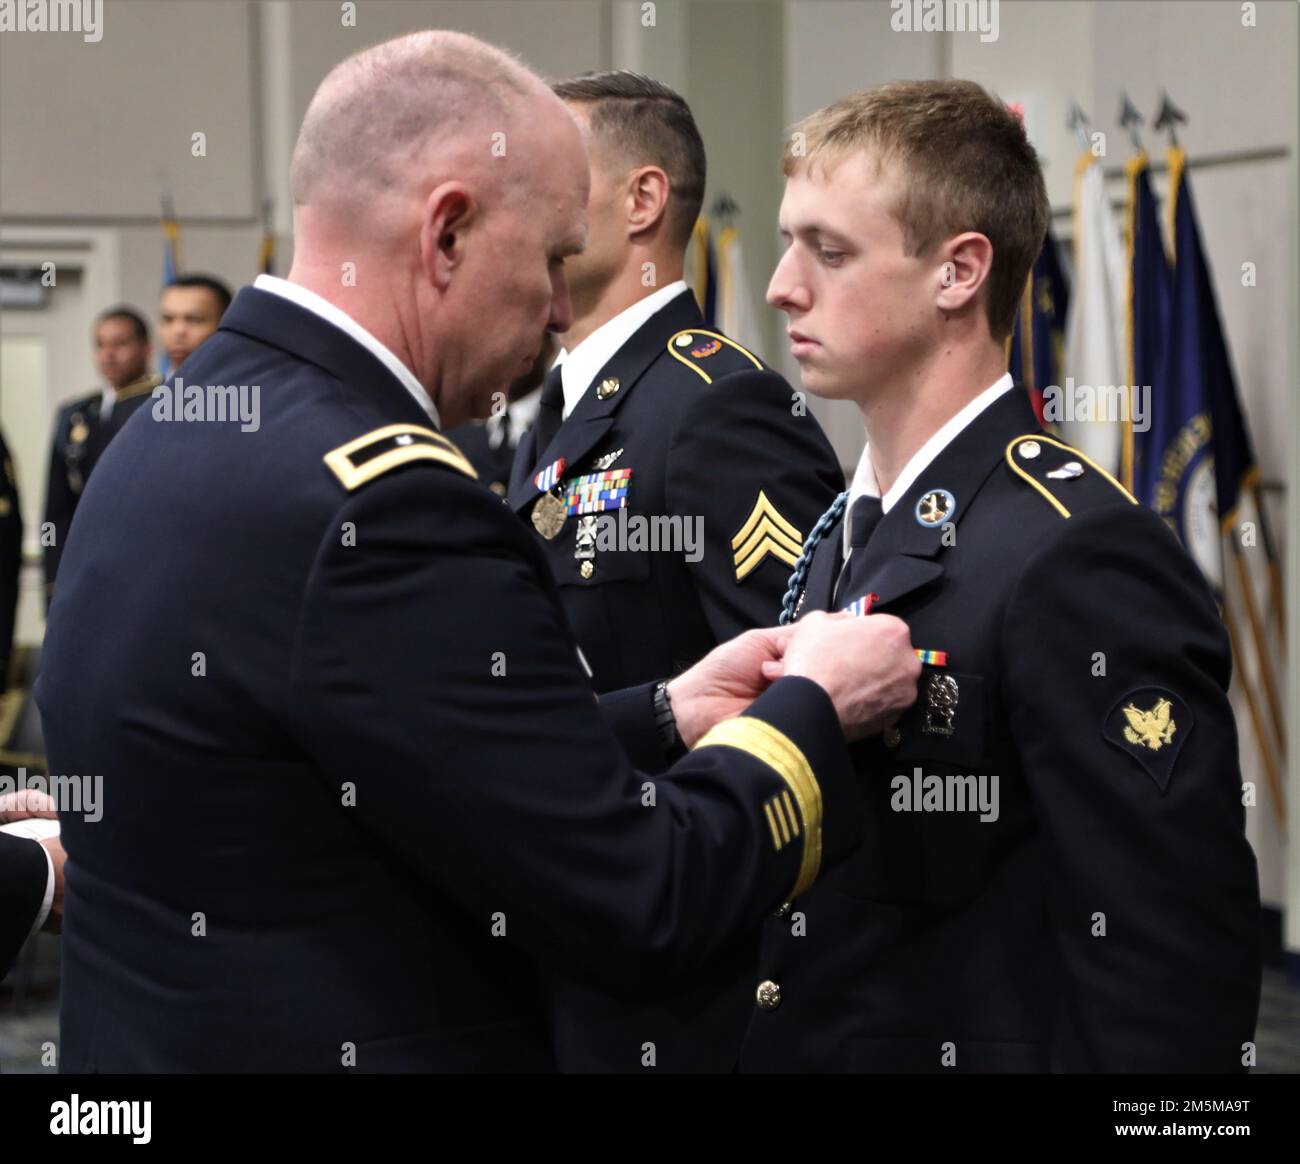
[
  {"xmin": 0, "ymin": 832, "xmax": 49, "ymax": 976},
  {"xmin": 666, "ymin": 369, "xmax": 843, "ymax": 638},
  {"xmin": 1002, "ymin": 504, "xmax": 1260, "ymax": 1071},
  {"xmin": 289, "ymin": 465, "xmax": 861, "ymax": 997},
  {"xmin": 599, "ymin": 682, "xmax": 674, "ymax": 774}
]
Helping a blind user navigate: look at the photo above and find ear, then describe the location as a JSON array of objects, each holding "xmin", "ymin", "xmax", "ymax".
[
  {"xmin": 420, "ymin": 182, "xmax": 476, "ymax": 292},
  {"xmin": 626, "ymin": 165, "xmax": 671, "ymax": 238},
  {"xmin": 935, "ymin": 231, "xmax": 995, "ymax": 318}
]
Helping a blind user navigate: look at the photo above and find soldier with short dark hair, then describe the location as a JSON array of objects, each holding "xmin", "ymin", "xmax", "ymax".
[{"xmin": 42, "ymin": 306, "xmax": 160, "ymax": 596}]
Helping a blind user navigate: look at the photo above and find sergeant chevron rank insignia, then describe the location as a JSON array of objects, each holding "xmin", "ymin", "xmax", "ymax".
[
  {"xmin": 1103, "ymin": 687, "xmax": 1192, "ymax": 793},
  {"xmin": 732, "ymin": 491, "xmax": 803, "ymax": 582}
]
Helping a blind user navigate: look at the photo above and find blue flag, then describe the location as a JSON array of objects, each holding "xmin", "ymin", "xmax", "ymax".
[
  {"xmin": 1137, "ymin": 147, "xmax": 1257, "ymax": 591},
  {"xmin": 1122, "ymin": 154, "xmax": 1171, "ymax": 495},
  {"xmin": 1008, "ymin": 224, "xmax": 1069, "ymax": 425}
]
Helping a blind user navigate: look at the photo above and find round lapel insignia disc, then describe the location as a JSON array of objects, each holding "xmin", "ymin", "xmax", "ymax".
[
  {"xmin": 531, "ymin": 492, "xmax": 567, "ymax": 539},
  {"xmin": 915, "ymin": 488, "xmax": 955, "ymax": 528}
]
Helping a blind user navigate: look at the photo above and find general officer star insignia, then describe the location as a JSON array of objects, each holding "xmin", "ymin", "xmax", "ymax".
[{"xmin": 732, "ymin": 492, "xmax": 803, "ymax": 582}]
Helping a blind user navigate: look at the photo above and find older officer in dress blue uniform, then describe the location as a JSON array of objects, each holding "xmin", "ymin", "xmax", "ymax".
[
  {"xmin": 35, "ymin": 33, "xmax": 919, "ymax": 1074},
  {"xmin": 744, "ymin": 80, "xmax": 1260, "ymax": 1073}
]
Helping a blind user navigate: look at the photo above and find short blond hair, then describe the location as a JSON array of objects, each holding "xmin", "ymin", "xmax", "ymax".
[{"xmin": 785, "ymin": 80, "xmax": 1048, "ymax": 341}]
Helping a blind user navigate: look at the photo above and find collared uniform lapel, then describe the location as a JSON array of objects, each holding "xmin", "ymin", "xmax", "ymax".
[
  {"xmin": 508, "ymin": 290, "xmax": 703, "ymax": 513},
  {"xmin": 823, "ymin": 390, "xmax": 1040, "ymax": 615}
]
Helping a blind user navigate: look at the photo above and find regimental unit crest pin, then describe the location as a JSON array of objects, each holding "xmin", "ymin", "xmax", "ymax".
[
  {"xmin": 574, "ymin": 515, "xmax": 599, "ymax": 562},
  {"xmin": 922, "ymin": 673, "xmax": 959, "ymax": 737},
  {"xmin": 915, "ymin": 488, "xmax": 955, "ymax": 528}
]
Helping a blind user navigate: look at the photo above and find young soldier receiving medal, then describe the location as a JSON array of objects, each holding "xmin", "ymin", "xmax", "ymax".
[{"xmin": 742, "ymin": 79, "xmax": 1260, "ymax": 1073}]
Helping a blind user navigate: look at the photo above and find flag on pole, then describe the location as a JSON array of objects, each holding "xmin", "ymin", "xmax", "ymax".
[
  {"xmin": 258, "ymin": 196, "xmax": 276, "ymax": 276},
  {"xmin": 160, "ymin": 192, "xmax": 181, "ymax": 379},
  {"xmin": 1151, "ymin": 145, "xmax": 1285, "ymax": 825},
  {"xmin": 1061, "ymin": 151, "xmax": 1127, "ymax": 472},
  {"xmin": 715, "ymin": 222, "xmax": 763, "ymax": 357},
  {"xmin": 1008, "ymin": 224, "xmax": 1070, "ymax": 426},
  {"xmin": 688, "ymin": 216, "xmax": 718, "ymax": 327},
  {"xmin": 1122, "ymin": 153, "xmax": 1172, "ymax": 503},
  {"xmin": 1163, "ymin": 148, "xmax": 1257, "ymax": 546},
  {"xmin": 1139, "ymin": 146, "xmax": 1257, "ymax": 590}
]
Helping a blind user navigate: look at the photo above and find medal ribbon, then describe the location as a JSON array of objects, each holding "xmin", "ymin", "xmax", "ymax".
[{"xmin": 533, "ymin": 458, "xmax": 566, "ymax": 494}]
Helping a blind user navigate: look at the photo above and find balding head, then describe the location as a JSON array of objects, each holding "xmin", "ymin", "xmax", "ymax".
[{"xmin": 283, "ymin": 31, "xmax": 589, "ymax": 431}]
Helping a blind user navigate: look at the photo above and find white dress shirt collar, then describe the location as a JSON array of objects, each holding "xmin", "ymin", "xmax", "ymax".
[
  {"xmin": 254, "ymin": 274, "xmax": 439, "ymax": 427},
  {"xmin": 553, "ymin": 280, "xmax": 690, "ymax": 419},
  {"xmin": 844, "ymin": 373, "xmax": 1014, "ymax": 556}
]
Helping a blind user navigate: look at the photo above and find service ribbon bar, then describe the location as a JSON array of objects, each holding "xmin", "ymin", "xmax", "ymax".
[{"xmin": 565, "ymin": 468, "xmax": 632, "ymax": 516}]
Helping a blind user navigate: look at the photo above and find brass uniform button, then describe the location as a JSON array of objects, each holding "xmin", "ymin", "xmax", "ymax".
[
  {"xmin": 774, "ymin": 901, "xmax": 792, "ymax": 918},
  {"xmin": 755, "ymin": 980, "xmax": 782, "ymax": 1011},
  {"xmin": 580, "ymin": 560, "xmax": 594, "ymax": 580}
]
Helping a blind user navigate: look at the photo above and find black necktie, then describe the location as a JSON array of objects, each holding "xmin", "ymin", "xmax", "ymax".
[
  {"xmin": 531, "ymin": 365, "xmax": 566, "ymax": 458},
  {"xmin": 833, "ymin": 495, "xmax": 884, "ymax": 608}
]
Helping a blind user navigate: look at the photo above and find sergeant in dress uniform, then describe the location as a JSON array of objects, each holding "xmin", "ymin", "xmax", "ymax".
[
  {"xmin": 510, "ymin": 72, "xmax": 843, "ymax": 695},
  {"xmin": 513, "ymin": 70, "xmax": 844, "ymax": 1074},
  {"xmin": 42, "ymin": 307, "xmax": 161, "ymax": 594},
  {"xmin": 35, "ymin": 32, "xmax": 920, "ymax": 1073},
  {"xmin": 747, "ymin": 80, "xmax": 1261, "ymax": 1072}
]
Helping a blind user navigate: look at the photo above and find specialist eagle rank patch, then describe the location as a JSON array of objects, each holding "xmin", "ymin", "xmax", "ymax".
[{"xmin": 1103, "ymin": 686, "xmax": 1193, "ymax": 792}]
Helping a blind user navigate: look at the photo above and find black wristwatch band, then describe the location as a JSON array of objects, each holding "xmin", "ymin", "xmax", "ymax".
[{"xmin": 652, "ymin": 680, "xmax": 686, "ymax": 762}]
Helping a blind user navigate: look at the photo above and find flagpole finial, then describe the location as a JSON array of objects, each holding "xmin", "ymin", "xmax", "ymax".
[
  {"xmin": 1118, "ymin": 92, "xmax": 1145, "ymax": 154},
  {"xmin": 1067, "ymin": 102, "xmax": 1091, "ymax": 151},
  {"xmin": 1154, "ymin": 90, "xmax": 1187, "ymax": 148},
  {"xmin": 710, "ymin": 192, "xmax": 739, "ymax": 221}
]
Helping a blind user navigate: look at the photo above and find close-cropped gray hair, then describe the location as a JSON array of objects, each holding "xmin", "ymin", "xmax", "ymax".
[{"xmin": 290, "ymin": 31, "xmax": 536, "ymax": 207}]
